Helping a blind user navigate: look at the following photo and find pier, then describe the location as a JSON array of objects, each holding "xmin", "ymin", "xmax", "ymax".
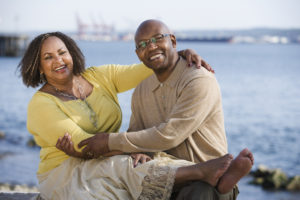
[{"xmin": 0, "ymin": 34, "xmax": 28, "ymax": 57}]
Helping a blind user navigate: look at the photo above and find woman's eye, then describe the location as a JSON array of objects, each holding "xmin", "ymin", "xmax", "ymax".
[
  {"xmin": 59, "ymin": 51, "xmax": 66, "ymax": 55},
  {"xmin": 44, "ymin": 56, "xmax": 52, "ymax": 60}
]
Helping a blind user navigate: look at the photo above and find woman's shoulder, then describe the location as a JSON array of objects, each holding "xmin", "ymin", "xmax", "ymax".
[
  {"xmin": 28, "ymin": 91, "xmax": 56, "ymax": 108},
  {"xmin": 84, "ymin": 63, "xmax": 146, "ymax": 75},
  {"xmin": 84, "ymin": 64, "xmax": 115, "ymax": 74}
]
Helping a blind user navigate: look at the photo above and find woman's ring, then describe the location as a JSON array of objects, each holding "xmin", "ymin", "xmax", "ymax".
[{"xmin": 86, "ymin": 151, "xmax": 94, "ymax": 158}]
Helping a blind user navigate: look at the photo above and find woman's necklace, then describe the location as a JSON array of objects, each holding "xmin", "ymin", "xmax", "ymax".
[{"xmin": 49, "ymin": 77, "xmax": 98, "ymax": 128}]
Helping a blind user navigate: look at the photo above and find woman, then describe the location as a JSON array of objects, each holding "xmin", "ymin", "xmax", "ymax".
[{"xmin": 19, "ymin": 32, "xmax": 232, "ymax": 200}]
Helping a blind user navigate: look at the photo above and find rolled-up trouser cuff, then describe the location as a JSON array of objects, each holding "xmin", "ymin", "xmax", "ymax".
[{"xmin": 214, "ymin": 185, "xmax": 239, "ymax": 200}]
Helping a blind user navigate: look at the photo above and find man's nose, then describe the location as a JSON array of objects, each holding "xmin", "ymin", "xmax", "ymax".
[{"xmin": 147, "ymin": 41, "xmax": 158, "ymax": 50}]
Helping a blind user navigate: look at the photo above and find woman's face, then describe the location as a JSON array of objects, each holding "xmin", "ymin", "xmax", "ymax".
[{"xmin": 39, "ymin": 36, "xmax": 74, "ymax": 85}]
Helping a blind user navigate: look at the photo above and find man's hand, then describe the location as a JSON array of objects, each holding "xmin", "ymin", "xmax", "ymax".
[{"xmin": 78, "ymin": 133, "xmax": 110, "ymax": 158}]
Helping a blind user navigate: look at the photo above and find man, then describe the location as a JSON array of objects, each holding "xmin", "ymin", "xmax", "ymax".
[{"xmin": 78, "ymin": 19, "xmax": 254, "ymax": 199}]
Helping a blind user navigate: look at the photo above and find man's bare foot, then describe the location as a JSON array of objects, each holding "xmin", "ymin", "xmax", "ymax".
[
  {"xmin": 217, "ymin": 148, "xmax": 254, "ymax": 194},
  {"xmin": 194, "ymin": 154, "xmax": 233, "ymax": 186},
  {"xmin": 175, "ymin": 154, "xmax": 233, "ymax": 187}
]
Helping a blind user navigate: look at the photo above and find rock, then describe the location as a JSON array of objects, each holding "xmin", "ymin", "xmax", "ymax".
[
  {"xmin": 0, "ymin": 182, "xmax": 41, "ymax": 200},
  {"xmin": 0, "ymin": 183, "xmax": 38, "ymax": 193},
  {"xmin": 251, "ymin": 165, "xmax": 272, "ymax": 177},
  {"xmin": 250, "ymin": 177, "xmax": 264, "ymax": 185},
  {"xmin": 26, "ymin": 138, "xmax": 37, "ymax": 148},
  {"xmin": 250, "ymin": 165, "xmax": 299, "ymax": 191},
  {"xmin": 286, "ymin": 176, "xmax": 300, "ymax": 191},
  {"xmin": 262, "ymin": 168, "xmax": 288, "ymax": 189}
]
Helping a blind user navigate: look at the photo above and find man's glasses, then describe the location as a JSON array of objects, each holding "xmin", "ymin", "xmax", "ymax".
[{"xmin": 136, "ymin": 34, "xmax": 171, "ymax": 51}]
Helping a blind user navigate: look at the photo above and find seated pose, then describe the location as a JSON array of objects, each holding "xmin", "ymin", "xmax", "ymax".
[
  {"xmin": 63, "ymin": 20, "xmax": 255, "ymax": 200},
  {"xmin": 19, "ymin": 31, "xmax": 234, "ymax": 200}
]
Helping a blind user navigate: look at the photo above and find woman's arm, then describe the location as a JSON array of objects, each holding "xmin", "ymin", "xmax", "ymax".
[
  {"xmin": 178, "ymin": 49, "xmax": 214, "ymax": 73},
  {"xmin": 56, "ymin": 132, "xmax": 152, "ymax": 166},
  {"xmin": 56, "ymin": 132, "xmax": 124, "ymax": 159},
  {"xmin": 92, "ymin": 49, "xmax": 214, "ymax": 93},
  {"xmin": 28, "ymin": 93, "xmax": 94, "ymax": 152}
]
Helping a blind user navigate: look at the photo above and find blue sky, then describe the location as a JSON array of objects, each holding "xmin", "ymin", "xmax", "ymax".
[{"xmin": 1, "ymin": 0, "xmax": 300, "ymax": 33}]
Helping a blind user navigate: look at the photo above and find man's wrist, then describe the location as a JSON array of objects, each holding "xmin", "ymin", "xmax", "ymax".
[{"xmin": 107, "ymin": 132, "xmax": 120, "ymax": 151}]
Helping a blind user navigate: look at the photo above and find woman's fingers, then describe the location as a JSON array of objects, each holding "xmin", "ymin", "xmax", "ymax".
[
  {"xmin": 132, "ymin": 154, "xmax": 140, "ymax": 167},
  {"xmin": 141, "ymin": 156, "xmax": 147, "ymax": 164},
  {"xmin": 56, "ymin": 137, "xmax": 62, "ymax": 149},
  {"xmin": 131, "ymin": 154, "xmax": 152, "ymax": 167}
]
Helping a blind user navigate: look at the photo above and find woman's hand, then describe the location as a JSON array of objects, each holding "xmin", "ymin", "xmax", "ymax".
[
  {"xmin": 178, "ymin": 49, "xmax": 215, "ymax": 73},
  {"xmin": 56, "ymin": 133, "xmax": 86, "ymax": 159},
  {"xmin": 131, "ymin": 153, "xmax": 152, "ymax": 168}
]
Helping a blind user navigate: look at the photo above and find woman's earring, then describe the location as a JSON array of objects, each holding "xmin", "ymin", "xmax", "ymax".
[{"xmin": 40, "ymin": 72, "xmax": 46, "ymax": 83}]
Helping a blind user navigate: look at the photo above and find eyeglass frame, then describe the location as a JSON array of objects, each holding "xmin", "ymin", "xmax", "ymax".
[{"xmin": 135, "ymin": 33, "xmax": 172, "ymax": 51}]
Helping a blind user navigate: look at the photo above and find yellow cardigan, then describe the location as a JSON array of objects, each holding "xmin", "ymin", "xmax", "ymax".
[{"xmin": 27, "ymin": 63, "xmax": 152, "ymax": 174}]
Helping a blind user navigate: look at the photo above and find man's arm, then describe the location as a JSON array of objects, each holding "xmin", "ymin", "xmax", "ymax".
[{"xmin": 109, "ymin": 74, "xmax": 221, "ymax": 153}]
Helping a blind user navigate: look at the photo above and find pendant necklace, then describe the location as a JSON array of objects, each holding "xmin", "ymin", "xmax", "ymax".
[{"xmin": 49, "ymin": 77, "xmax": 98, "ymax": 128}]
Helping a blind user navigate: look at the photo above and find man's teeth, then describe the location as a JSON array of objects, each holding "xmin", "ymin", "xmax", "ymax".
[
  {"xmin": 150, "ymin": 54, "xmax": 161, "ymax": 60},
  {"xmin": 55, "ymin": 66, "xmax": 65, "ymax": 71}
]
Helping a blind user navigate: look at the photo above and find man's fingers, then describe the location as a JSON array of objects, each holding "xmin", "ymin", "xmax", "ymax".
[
  {"xmin": 81, "ymin": 146, "xmax": 91, "ymax": 158},
  {"xmin": 78, "ymin": 138, "xmax": 90, "ymax": 148}
]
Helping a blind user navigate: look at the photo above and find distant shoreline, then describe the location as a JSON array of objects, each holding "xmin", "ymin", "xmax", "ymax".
[{"xmin": 0, "ymin": 182, "xmax": 39, "ymax": 200}]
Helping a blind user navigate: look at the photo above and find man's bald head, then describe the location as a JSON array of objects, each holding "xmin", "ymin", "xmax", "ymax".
[{"xmin": 134, "ymin": 19, "xmax": 171, "ymax": 42}]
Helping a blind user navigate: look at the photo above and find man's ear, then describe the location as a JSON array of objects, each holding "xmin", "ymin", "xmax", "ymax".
[
  {"xmin": 135, "ymin": 50, "xmax": 142, "ymax": 61},
  {"xmin": 170, "ymin": 34, "xmax": 177, "ymax": 48}
]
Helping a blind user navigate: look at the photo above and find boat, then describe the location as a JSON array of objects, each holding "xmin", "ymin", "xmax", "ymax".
[{"xmin": 177, "ymin": 36, "xmax": 232, "ymax": 43}]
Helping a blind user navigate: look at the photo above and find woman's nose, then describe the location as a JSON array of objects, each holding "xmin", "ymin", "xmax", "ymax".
[{"xmin": 54, "ymin": 55, "xmax": 63, "ymax": 63}]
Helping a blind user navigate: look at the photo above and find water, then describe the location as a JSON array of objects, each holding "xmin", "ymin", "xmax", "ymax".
[{"xmin": 0, "ymin": 41, "xmax": 300, "ymax": 199}]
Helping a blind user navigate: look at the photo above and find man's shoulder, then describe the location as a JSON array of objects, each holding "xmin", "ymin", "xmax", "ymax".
[
  {"xmin": 133, "ymin": 74, "xmax": 156, "ymax": 94},
  {"xmin": 141, "ymin": 72, "xmax": 156, "ymax": 83},
  {"xmin": 178, "ymin": 62, "xmax": 216, "ymax": 87}
]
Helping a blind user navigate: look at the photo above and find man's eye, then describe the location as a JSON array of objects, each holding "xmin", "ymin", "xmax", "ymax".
[
  {"xmin": 155, "ymin": 35, "xmax": 163, "ymax": 40},
  {"xmin": 150, "ymin": 37, "xmax": 157, "ymax": 43},
  {"xmin": 139, "ymin": 42, "xmax": 147, "ymax": 48}
]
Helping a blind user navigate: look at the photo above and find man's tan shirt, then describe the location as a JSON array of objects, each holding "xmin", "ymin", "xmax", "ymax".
[{"xmin": 109, "ymin": 57, "xmax": 228, "ymax": 163}]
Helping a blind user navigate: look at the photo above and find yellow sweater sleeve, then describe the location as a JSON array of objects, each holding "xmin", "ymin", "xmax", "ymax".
[
  {"xmin": 27, "ymin": 93, "xmax": 94, "ymax": 152},
  {"xmin": 88, "ymin": 63, "xmax": 153, "ymax": 93}
]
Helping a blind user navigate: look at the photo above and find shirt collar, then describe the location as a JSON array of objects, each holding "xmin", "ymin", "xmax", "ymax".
[{"xmin": 151, "ymin": 56, "xmax": 187, "ymax": 91}]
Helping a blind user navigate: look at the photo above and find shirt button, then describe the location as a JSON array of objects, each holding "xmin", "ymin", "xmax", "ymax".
[{"xmin": 160, "ymin": 83, "xmax": 163, "ymax": 87}]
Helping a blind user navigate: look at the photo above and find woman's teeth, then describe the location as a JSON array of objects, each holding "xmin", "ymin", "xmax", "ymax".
[{"xmin": 55, "ymin": 66, "xmax": 66, "ymax": 71}]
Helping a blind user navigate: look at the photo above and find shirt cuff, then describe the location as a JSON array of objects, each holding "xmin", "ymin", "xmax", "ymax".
[{"xmin": 108, "ymin": 132, "xmax": 124, "ymax": 151}]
